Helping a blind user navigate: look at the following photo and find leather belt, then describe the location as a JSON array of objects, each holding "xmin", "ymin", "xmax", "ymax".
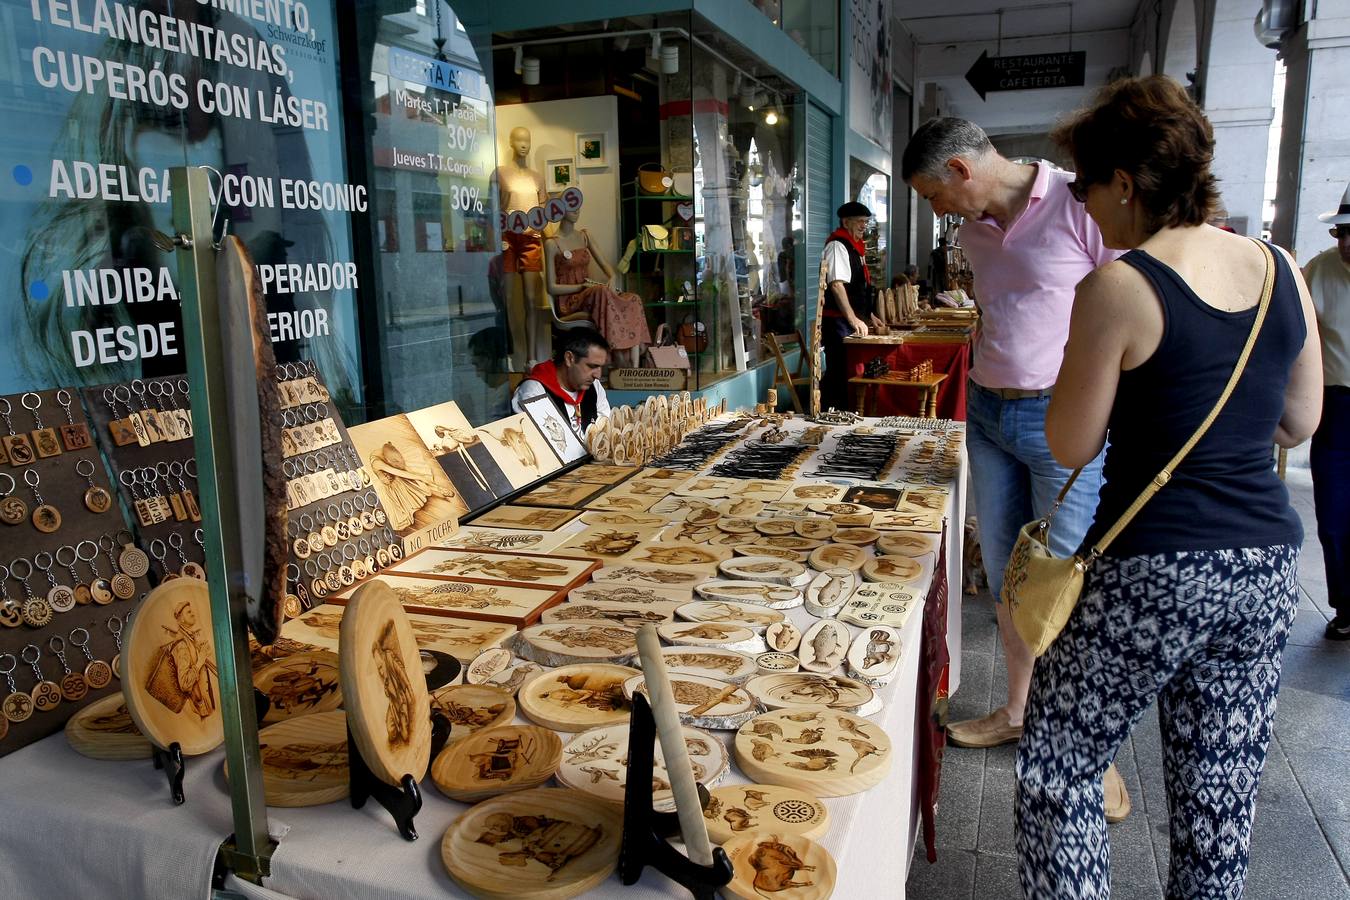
[{"xmin": 972, "ymin": 381, "xmax": 1054, "ymax": 400}]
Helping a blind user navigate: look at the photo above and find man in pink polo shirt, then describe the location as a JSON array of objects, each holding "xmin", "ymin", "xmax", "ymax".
[{"xmin": 903, "ymin": 118, "xmax": 1130, "ymax": 820}]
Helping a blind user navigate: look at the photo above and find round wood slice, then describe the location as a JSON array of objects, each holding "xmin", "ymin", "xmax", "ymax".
[
  {"xmin": 831, "ymin": 512, "xmax": 875, "ymax": 527},
  {"xmin": 807, "ymin": 501, "xmax": 870, "ymax": 516},
  {"xmin": 431, "ymin": 724, "xmax": 562, "ymax": 802},
  {"xmin": 657, "ymin": 621, "xmax": 764, "ymax": 655},
  {"xmin": 846, "ymin": 625, "xmax": 902, "ymax": 687},
  {"xmin": 541, "ymin": 600, "xmax": 677, "ymax": 628},
  {"xmin": 755, "ymin": 652, "xmax": 801, "ymax": 674},
  {"xmin": 254, "ymin": 650, "xmax": 343, "ymax": 723},
  {"xmin": 483, "ymin": 661, "xmax": 544, "ymax": 696},
  {"xmin": 695, "ymin": 580, "xmax": 803, "ymax": 610},
  {"xmin": 753, "ymin": 535, "xmax": 826, "ymax": 551},
  {"xmin": 464, "ymin": 648, "xmax": 514, "ymax": 685},
  {"xmin": 716, "ymin": 516, "xmax": 761, "ymax": 534},
  {"xmin": 440, "ymin": 787, "xmax": 623, "ymax": 900},
  {"xmin": 556, "ymin": 723, "xmax": 727, "ymax": 811},
  {"xmin": 703, "ymin": 784, "xmax": 829, "ymax": 844},
  {"xmin": 717, "ymin": 498, "xmax": 765, "ymax": 518},
  {"xmin": 734, "ymin": 707, "xmax": 891, "ymax": 797},
  {"xmin": 517, "ymin": 663, "xmax": 638, "ymax": 731},
  {"xmin": 252, "ymin": 710, "xmax": 349, "ymax": 807},
  {"xmin": 717, "ymin": 557, "xmax": 809, "ymax": 587},
  {"xmin": 513, "ymin": 623, "xmax": 640, "ymax": 666},
  {"xmin": 121, "ymin": 579, "xmax": 224, "ymax": 755},
  {"xmin": 721, "ymin": 831, "xmax": 837, "ymax": 900},
  {"xmin": 797, "ymin": 620, "xmax": 850, "ymax": 673},
  {"xmin": 764, "ymin": 621, "xmax": 802, "ymax": 653},
  {"xmin": 676, "ymin": 599, "xmax": 786, "ymax": 631},
  {"xmin": 657, "ymin": 646, "xmax": 758, "ymax": 683},
  {"xmin": 731, "ymin": 544, "xmax": 808, "ymax": 563},
  {"xmin": 806, "ymin": 544, "xmax": 867, "ymax": 572},
  {"xmin": 684, "ymin": 507, "xmax": 721, "ymax": 526},
  {"xmin": 431, "ymin": 684, "xmax": 516, "ymax": 742},
  {"xmin": 875, "ymin": 532, "xmax": 941, "ymax": 558},
  {"xmin": 744, "ymin": 673, "xmax": 875, "ymax": 712},
  {"xmin": 568, "ymin": 583, "xmax": 693, "ymax": 605},
  {"xmin": 804, "ymin": 569, "xmax": 859, "ymax": 618},
  {"xmin": 339, "ymin": 580, "xmax": 432, "ymax": 785},
  {"xmin": 622, "ymin": 672, "xmax": 759, "ymax": 730},
  {"xmin": 794, "ymin": 519, "xmax": 837, "ymax": 540},
  {"xmin": 861, "ymin": 554, "xmax": 923, "ymax": 584},
  {"xmin": 64, "ymin": 692, "xmax": 153, "ymax": 761},
  {"xmin": 832, "ymin": 528, "xmax": 881, "ymax": 546},
  {"xmin": 754, "ymin": 519, "xmax": 799, "ymax": 536}
]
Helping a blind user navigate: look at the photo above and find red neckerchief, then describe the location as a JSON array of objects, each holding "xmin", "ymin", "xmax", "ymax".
[
  {"xmin": 829, "ymin": 227, "xmax": 872, "ymax": 283},
  {"xmin": 527, "ymin": 361, "xmax": 584, "ymax": 427}
]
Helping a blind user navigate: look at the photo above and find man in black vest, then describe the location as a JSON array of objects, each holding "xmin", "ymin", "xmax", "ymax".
[
  {"xmin": 511, "ymin": 327, "xmax": 612, "ymax": 439},
  {"xmin": 820, "ymin": 201, "xmax": 881, "ymax": 410}
]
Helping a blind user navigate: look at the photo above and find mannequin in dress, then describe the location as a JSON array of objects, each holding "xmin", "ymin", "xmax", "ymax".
[
  {"xmin": 544, "ymin": 205, "xmax": 650, "ymax": 367},
  {"xmin": 493, "ymin": 126, "xmax": 549, "ymax": 369}
]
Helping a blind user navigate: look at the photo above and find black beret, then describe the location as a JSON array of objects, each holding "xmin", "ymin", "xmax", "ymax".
[{"xmin": 837, "ymin": 201, "xmax": 872, "ymax": 219}]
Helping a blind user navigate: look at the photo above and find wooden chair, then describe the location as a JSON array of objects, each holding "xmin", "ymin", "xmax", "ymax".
[{"xmin": 765, "ymin": 331, "xmax": 811, "ymax": 412}]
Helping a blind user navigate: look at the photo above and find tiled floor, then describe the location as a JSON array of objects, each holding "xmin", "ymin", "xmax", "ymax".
[{"xmin": 907, "ymin": 464, "xmax": 1350, "ymax": 898}]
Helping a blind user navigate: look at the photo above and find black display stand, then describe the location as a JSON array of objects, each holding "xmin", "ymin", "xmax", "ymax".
[
  {"xmin": 152, "ymin": 741, "xmax": 187, "ymax": 805},
  {"xmin": 618, "ymin": 694, "xmax": 733, "ymax": 898},
  {"xmin": 347, "ymin": 711, "xmax": 450, "ymax": 841}
]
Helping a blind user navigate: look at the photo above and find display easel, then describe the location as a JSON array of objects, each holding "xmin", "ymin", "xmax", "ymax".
[{"xmin": 346, "ymin": 712, "xmax": 450, "ymax": 841}]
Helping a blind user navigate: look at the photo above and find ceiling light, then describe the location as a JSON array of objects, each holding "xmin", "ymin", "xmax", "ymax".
[
  {"xmin": 522, "ymin": 57, "xmax": 540, "ymax": 85},
  {"xmin": 764, "ymin": 109, "xmax": 779, "ymax": 125},
  {"xmin": 661, "ymin": 43, "xmax": 679, "ymax": 75}
]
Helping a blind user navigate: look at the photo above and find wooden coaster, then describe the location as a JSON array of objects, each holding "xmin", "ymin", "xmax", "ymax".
[
  {"xmin": 832, "ymin": 528, "xmax": 881, "ymax": 546},
  {"xmin": 440, "ymin": 787, "xmax": 622, "ymax": 900},
  {"xmin": 764, "ymin": 621, "xmax": 802, "ymax": 653},
  {"xmin": 254, "ymin": 650, "xmax": 343, "ymax": 723},
  {"xmin": 541, "ymin": 599, "xmax": 677, "ymax": 628},
  {"xmin": 430, "ymin": 683, "xmax": 515, "ymax": 742},
  {"xmin": 875, "ymin": 531, "xmax": 941, "ymax": 557},
  {"xmin": 557, "ymin": 723, "xmax": 728, "ymax": 811},
  {"xmin": 657, "ymin": 621, "xmax": 763, "ymax": 655},
  {"xmin": 744, "ymin": 673, "xmax": 875, "ymax": 712},
  {"xmin": 806, "ymin": 544, "xmax": 867, "ymax": 572},
  {"xmin": 846, "ymin": 625, "xmax": 902, "ymax": 686},
  {"xmin": 121, "ymin": 579, "xmax": 224, "ymax": 755},
  {"xmin": 622, "ymin": 672, "xmax": 759, "ymax": 730},
  {"xmin": 734, "ymin": 707, "xmax": 891, "ymax": 797},
  {"xmin": 64, "ymin": 692, "xmax": 153, "ymax": 761},
  {"xmin": 720, "ymin": 831, "xmax": 837, "ymax": 900},
  {"xmin": 717, "ymin": 498, "xmax": 766, "ymax": 517},
  {"xmin": 659, "ymin": 646, "xmax": 758, "ymax": 683},
  {"xmin": 754, "ymin": 519, "xmax": 799, "ymax": 536},
  {"xmin": 804, "ymin": 569, "xmax": 859, "ymax": 618},
  {"xmin": 695, "ymin": 580, "xmax": 803, "ymax": 610},
  {"xmin": 794, "ymin": 519, "xmax": 837, "ymax": 540},
  {"xmin": 755, "ymin": 652, "xmax": 801, "ymax": 674},
  {"xmin": 338, "ymin": 580, "xmax": 432, "ymax": 786},
  {"xmin": 431, "ymin": 724, "xmax": 562, "ymax": 803},
  {"xmin": 861, "ymin": 554, "xmax": 923, "ymax": 584},
  {"xmin": 517, "ymin": 663, "xmax": 638, "ymax": 731},
  {"xmin": 718, "ymin": 557, "xmax": 809, "ymax": 587},
  {"xmin": 252, "ymin": 710, "xmax": 349, "ymax": 807},
  {"xmin": 798, "ymin": 620, "xmax": 850, "ymax": 673},
  {"xmin": 703, "ymin": 784, "xmax": 829, "ymax": 844},
  {"xmin": 676, "ymin": 599, "xmax": 785, "ymax": 632},
  {"xmin": 513, "ymin": 623, "xmax": 639, "ymax": 666}
]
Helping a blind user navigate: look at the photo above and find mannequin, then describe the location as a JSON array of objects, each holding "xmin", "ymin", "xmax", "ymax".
[
  {"xmin": 544, "ymin": 205, "xmax": 650, "ymax": 366},
  {"xmin": 493, "ymin": 126, "xmax": 549, "ymax": 369}
]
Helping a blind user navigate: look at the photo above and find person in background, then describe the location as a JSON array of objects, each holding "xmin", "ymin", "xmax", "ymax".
[
  {"xmin": 901, "ymin": 118, "xmax": 1130, "ymax": 819},
  {"xmin": 1020, "ymin": 75, "xmax": 1320, "ymax": 898},
  {"xmin": 1305, "ymin": 183, "xmax": 1350, "ymax": 639},
  {"xmin": 819, "ymin": 201, "xmax": 883, "ymax": 410},
  {"xmin": 511, "ymin": 328, "xmax": 612, "ymax": 439}
]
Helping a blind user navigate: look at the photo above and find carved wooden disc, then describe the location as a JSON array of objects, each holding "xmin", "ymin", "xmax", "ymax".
[
  {"xmin": 464, "ymin": 647, "xmax": 513, "ymax": 685},
  {"xmin": 754, "ymin": 518, "xmax": 799, "ymax": 536},
  {"xmin": 717, "ymin": 557, "xmax": 809, "ymax": 587},
  {"xmin": 804, "ymin": 569, "xmax": 859, "ymax": 618},
  {"xmin": 806, "ymin": 544, "xmax": 867, "ymax": 572},
  {"xmin": 832, "ymin": 528, "xmax": 881, "ymax": 546},
  {"xmin": 513, "ymin": 623, "xmax": 639, "ymax": 666},
  {"xmin": 875, "ymin": 531, "xmax": 941, "ymax": 558},
  {"xmin": 338, "ymin": 580, "xmax": 432, "ymax": 786},
  {"xmin": 63, "ymin": 691, "xmax": 153, "ymax": 761},
  {"xmin": 744, "ymin": 673, "xmax": 875, "ymax": 712},
  {"xmin": 704, "ymin": 783, "xmax": 831, "ymax": 844},
  {"xmin": 624, "ymin": 541, "xmax": 733, "ymax": 570},
  {"xmin": 431, "ymin": 683, "xmax": 516, "ymax": 742},
  {"xmin": 517, "ymin": 663, "xmax": 638, "ymax": 731},
  {"xmin": 797, "ymin": 620, "xmax": 850, "ymax": 673},
  {"xmin": 623, "ymin": 672, "xmax": 759, "ymax": 730},
  {"xmin": 846, "ymin": 625, "xmax": 902, "ymax": 686},
  {"xmin": 720, "ymin": 832, "xmax": 837, "ymax": 900},
  {"xmin": 794, "ymin": 518, "xmax": 837, "ymax": 540},
  {"xmin": 730, "ymin": 544, "xmax": 808, "ymax": 563},
  {"xmin": 658, "ymin": 646, "xmax": 758, "ymax": 683},
  {"xmin": 806, "ymin": 501, "xmax": 870, "ymax": 517},
  {"xmin": 440, "ymin": 787, "xmax": 623, "ymax": 900},
  {"xmin": 764, "ymin": 621, "xmax": 802, "ymax": 653},
  {"xmin": 431, "ymin": 724, "xmax": 562, "ymax": 803},
  {"xmin": 590, "ymin": 564, "xmax": 707, "ymax": 589},
  {"xmin": 556, "ymin": 723, "xmax": 728, "ymax": 811},
  {"xmin": 751, "ymin": 535, "xmax": 826, "ymax": 551},
  {"xmin": 860, "ymin": 554, "xmax": 924, "ymax": 584},
  {"xmin": 567, "ymin": 582, "xmax": 692, "ymax": 605},
  {"xmin": 734, "ymin": 707, "xmax": 892, "ymax": 797},
  {"xmin": 695, "ymin": 580, "xmax": 803, "ymax": 610},
  {"xmin": 482, "ymin": 661, "xmax": 544, "ymax": 696},
  {"xmin": 252, "ymin": 710, "xmax": 349, "ymax": 807},
  {"xmin": 254, "ymin": 650, "xmax": 343, "ymax": 723},
  {"xmin": 541, "ymin": 599, "xmax": 678, "ymax": 628},
  {"xmin": 755, "ymin": 651, "xmax": 801, "ymax": 673},
  {"xmin": 677, "ymin": 599, "xmax": 785, "ymax": 631},
  {"xmin": 657, "ymin": 621, "xmax": 764, "ymax": 655},
  {"xmin": 121, "ymin": 579, "xmax": 224, "ymax": 755}
]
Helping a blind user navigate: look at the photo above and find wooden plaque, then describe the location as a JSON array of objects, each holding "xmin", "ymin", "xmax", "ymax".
[
  {"xmin": 64, "ymin": 692, "xmax": 153, "ymax": 761},
  {"xmin": 831, "ymin": 512, "xmax": 875, "ymax": 527},
  {"xmin": 431, "ymin": 724, "xmax": 562, "ymax": 803},
  {"xmin": 389, "ymin": 547, "xmax": 598, "ymax": 590},
  {"xmin": 622, "ymin": 672, "xmax": 759, "ymax": 730},
  {"xmin": 718, "ymin": 557, "xmax": 809, "ymax": 587},
  {"xmin": 440, "ymin": 787, "xmax": 622, "ymax": 899},
  {"xmin": 755, "ymin": 652, "xmax": 801, "ymax": 674},
  {"xmin": 675, "ymin": 600, "xmax": 785, "ymax": 632},
  {"xmin": 590, "ymin": 564, "xmax": 708, "ymax": 589},
  {"xmin": 787, "ymin": 484, "xmax": 847, "ymax": 503},
  {"xmin": 731, "ymin": 544, "xmax": 808, "ymax": 563},
  {"xmin": 541, "ymin": 600, "xmax": 677, "ymax": 628},
  {"xmin": 744, "ymin": 673, "xmax": 874, "ymax": 713},
  {"xmin": 797, "ymin": 620, "xmax": 850, "ymax": 673},
  {"xmin": 804, "ymin": 569, "xmax": 859, "ymax": 619},
  {"xmin": 464, "ymin": 647, "xmax": 513, "ymax": 684},
  {"xmin": 839, "ymin": 582, "xmax": 921, "ymax": 629},
  {"xmin": 657, "ymin": 621, "xmax": 764, "ymax": 655},
  {"xmin": 764, "ymin": 621, "xmax": 802, "ymax": 653},
  {"xmin": 121, "ymin": 579, "xmax": 224, "ymax": 755},
  {"xmin": 729, "ymin": 480, "xmax": 790, "ymax": 502},
  {"xmin": 749, "ymin": 535, "xmax": 826, "ymax": 551},
  {"xmin": 874, "ymin": 531, "xmax": 941, "ymax": 558},
  {"xmin": 703, "ymin": 784, "xmax": 829, "ymax": 845},
  {"xmin": 846, "ymin": 625, "xmax": 902, "ymax": 687},
  {"xmin": 715, "ymin": 516, "xmax": 761, "ymax": 535},
  {"xmin": 579, "ymin": 511, "xmax": 667, "ymax": 528},
  {"xmin": 482, "ymin": 661, "xmax": 544, "ymax": 696},
  {"xmin": 806, "ymin": 501, "xmax": 869, "ymax": 516},
  {"xmin": 329, "ymin": 574, "xmax": 561, "ymax": 627},
  {"xmin": 721, "ymin": 832, "xmax": 837, "ymax": 900},
  {"xmin": 517, "ymin": 663, "xmax": 639, "ymax": 731},
  {"xmin": 695, "ymin": 580, "xmax": 803, "ymax": 610},
  {"xmin": 557, "ymin": 723, "xmax": 728, "ymax": 811},
  {"xmin": 568, "ymin": 582, "xmax": 693, "ymax": 605},
  {"xmin": 555, "ymin": 525, "xmax": 661, "ymax": 560},
  {"xmin": 254, "ymin": 650, "xmax": 343, "ymax": 723},
  {"xmin": 717, "ymin": 498, "xmax": 766, "ymax": 518},
  {"xmin": 753, "ymin": 519, "xmax": 799, "ymax": 536},
  {"xmin": 734, "ymin": 707, "xmax": 891, "ymax": 797},
  {"xmin": 284, "ymin": 603, "xmax": 515, "ymax": 664},
  {"xmin": 870, "ymin": 509, "xmax": 943, "ymax": 533},
  {"xmin": 513, "ymin": 623, "xmax": 639, "ymax": 667},
  {"xmin": 441, "ymin": 526, "xmax": 565, "ymax": 554},
  {"xmin": 861, "ymin": 555, "xmax": 924, "ymax": 584},
  {"xmin": 430, "ymin": 683, "xmax": 515, "ymax": 742},
  {"xmin": 658, "ymin": 646, "xmax": 758, "ymax": 683},
  {"xmin": 624, "ymin": 541, "xmax": 733, "ymax": 570},
  {"xmin": 469, "ymin": 505, "xmax": 582, "ymax": 531},
  {"xmin": 794, "ymin": 519, "xmax": 837, "ymax": 540},
  {"xmin": 832, "ymin": 528, "xmax": 881, "ymax": 546},
  {"xmin": 675, "ymin": 476, "xmax": 742, "ymax": 499},
  {"xmin": 253, "ymin": 710, "xmax": 349, "ymax": 807},
  {"xmin": 338, "ymin": 581, "xmax": 432, "ymax": 786},
  {"xmin": 806, "ymin": 544, "xmax": 867, "ymax": 572}
]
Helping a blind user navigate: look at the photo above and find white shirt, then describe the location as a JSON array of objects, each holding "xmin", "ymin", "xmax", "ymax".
[
  {"xmin": 822, "ymin": 241, "xmax": 853, "ymax": 285},
  {"xmin": 510, "ymin": 378, "xmax": 611, "ymax": 437},
  {"xmin": 1305, "ymin": 247, "xmax": 1350, "ymax": 388}
]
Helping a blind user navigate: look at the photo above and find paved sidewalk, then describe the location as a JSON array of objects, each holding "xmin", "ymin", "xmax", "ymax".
[{"xmin": 907, "ymin": 464, "xmax": 1350, "ymax": 898}]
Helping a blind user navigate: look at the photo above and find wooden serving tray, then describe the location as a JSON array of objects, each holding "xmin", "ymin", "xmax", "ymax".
[
  {"xmin": 703, "ymin": 784, "xmax": 829, "ymax": 845},
  {"xmin": 431, "ymin": 724, "xmax": 562, "ymax": 803},
  {"xmin": 734, "ymin": 707, "xmax": 892, "ymax": 797},
  {"xmin": 516, "ymin": 663, "xmax": 639, "ymax": 732}
]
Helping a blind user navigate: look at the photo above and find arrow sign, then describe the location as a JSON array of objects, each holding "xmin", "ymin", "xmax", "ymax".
[{"xmin": 965, "ymin": 50, "xmax": 1086, "ymax": 101}]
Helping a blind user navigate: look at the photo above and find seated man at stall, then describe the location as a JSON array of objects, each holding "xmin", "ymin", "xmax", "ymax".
[{"xmin": 511, "ymin": 327, "xmax": 613, "ymax": 439}]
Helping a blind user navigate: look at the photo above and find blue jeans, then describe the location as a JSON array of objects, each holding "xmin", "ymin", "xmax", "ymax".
[{"xmin": 966, "ymin": 380, "xmax": 1104, "ymax": 599}]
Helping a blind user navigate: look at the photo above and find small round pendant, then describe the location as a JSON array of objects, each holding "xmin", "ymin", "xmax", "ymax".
[
  {"xmin": 84, "ymin": 659, "xmax": 112, "ymax": 690},
  {"xmin": 31, "ymin": 504, "xmax": 62, "ymax": 533},
  {"xmin": 30, "ymin": 680, "xmax": 62, "ymax": 711},
  {"xmin": 3, "ymin": 691, "xmax": 33, "ymax": 723},
  {"xmin": 90, "ymin": 578, "xmax": 114, "ymax": 605},
  {"xmin": 84, "ymin": 486, "xmax": 113, "ymax": 514},
  {"xmin": 21, "ymin": 599, "xmax": 53, "ymax": 628},
  {"xmin": 118, "ymin": 546, "xmax": 150, "ymax": 579},
  {"xmin": 60, "ymin": 672, "xmax": 88, "ymax": 702},
  {"xmin": 0, "ymin": 496, "xmax": 27, "ymax": 525},
  {"xmin": 111, "ymin": 574, "xmax": 136, "ymax": 600},
  {"xmin": 47, "ymin": 585, "xmax": 77, "ymax": 613}
]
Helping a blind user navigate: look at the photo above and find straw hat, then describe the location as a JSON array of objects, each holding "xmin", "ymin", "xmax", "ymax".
[{"xmin": 1318, "ymin": 183, "xmax": 1350, "ymax": 225}]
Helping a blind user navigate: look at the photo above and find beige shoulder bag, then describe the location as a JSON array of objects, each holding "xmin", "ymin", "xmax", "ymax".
[{"xmin": 1003, "ymin": 240, "xmax": 1276, "ymax": 656}]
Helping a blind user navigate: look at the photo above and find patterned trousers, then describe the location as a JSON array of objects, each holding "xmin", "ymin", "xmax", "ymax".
[{"xmin": 1015, "ymin": 544, "xmax": 1300, "ymax": 899}]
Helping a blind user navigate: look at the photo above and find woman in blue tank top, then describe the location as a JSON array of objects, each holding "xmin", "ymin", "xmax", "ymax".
[{"xmin": 1013, "ymin": 76, "xmax": 1324, "ymax": 900}]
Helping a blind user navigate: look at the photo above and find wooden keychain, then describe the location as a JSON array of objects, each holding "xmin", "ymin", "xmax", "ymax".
[
  {"xmin": 113, "ymin": 530, "xmax": 150, "ymax": 580},
  {"xmin": 53, "ymin": 545, "xmax": 92, "ymax": 606},
  {"xmin": 21, "ymin": 392, "xmax": 62, "ymax": 459},
  {"xmin": 21, "ymin": 644, "xmax": 63, "ymax": 712},
  {"xmin": 77, "ymin": 541, "xmax": 115, "ymax": 605},
  {"xmin": 102, "ymin": 385, "xmax": 148, "ymax": 447},
  {"xmin": 0, "ymin": 398, "xmax": 37, "ymax": 466},
  {"xmin": 69, "ymin": 627, "xmax": 113, "ymax": 689},
  {"xmin": 74, "ymin": 458, "xmax": 112, "ymax": 514},
  {"xmin": 10, "ymin": 557, "xmax": 53, "ymax": 628},
  {"xmin": 1, "ymin": 653, "xmax": 34, "ymax": 723},
  {"xmin": 168, "ymin": 533, "xmax": 206, "ymax": 581},
  {"xmin": 23, "ymin": 469, "xmax": 61, "ymax": 533},
  {"xmin": 106, "ymin": 615, "xmax": 125, "ymax": 679},
  {"xmin": 47, "ymin": 636, "xmax": 89, "ymax": 702},
  {"xmin": 33, "ymin": 551, "xmax": 77, "ymax": 614},
  {"xmin": 0, "ymin": 564, "xmax": 23, "ymax": 628},
  {"xmin": 98, "ymin": 535, "xmax": 139, "ymax": 599},
  {"xmin": 0, "ymin": 472, "xmax": 26, "ymax": 526},
  {"xmin": 147, "ymin": 539, "xmax": 178, "ymax": 582},
  {"xmin": 54, "ymin": 389, "xmax": 92, "ymax": 451}
]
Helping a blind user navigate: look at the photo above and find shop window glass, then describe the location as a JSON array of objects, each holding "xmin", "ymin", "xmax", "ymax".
[{"xmin": 783, "ymin": 0, "xmax": 839, "ymax": 76}]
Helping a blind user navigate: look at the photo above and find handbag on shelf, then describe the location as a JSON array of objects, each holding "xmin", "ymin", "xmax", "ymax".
[
  {"xmin": 645, "ymin": 324, "xmax": 691, "ymax": 370},
  {"xmin": 638, "ymin": 163, "xmax": 672, "ymax": 195},
  {"xmin": 640, "ymin": 224, "xmax": 670, "ymax": 252},
  {"xmin": 1002, "ymin": 240, "xmax": 1276, "ymax": 656},
  {"xmin": 670, "ymin": 165, "xmax": 694, "ymax": 196},
  {"xmin": 677, "ymin": 315, "xmax": 708, "ymax": 354}
]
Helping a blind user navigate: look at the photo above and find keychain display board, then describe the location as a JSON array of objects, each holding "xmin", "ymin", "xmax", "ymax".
[{"xmin": 0, "ymin": 387, "xmax": 151, "ymax": 759}]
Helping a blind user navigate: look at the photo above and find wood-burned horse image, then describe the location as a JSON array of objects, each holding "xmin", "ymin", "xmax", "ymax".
[{"xmin": 748, "ymin": 835, "xmax": 815, "ymax": 896}]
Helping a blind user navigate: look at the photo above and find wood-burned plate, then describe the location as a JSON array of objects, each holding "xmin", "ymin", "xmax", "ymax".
[
  {"xmin": 721, "ymin": 832, "xmax": 837, "ymax": 900},
  {"xmin": 567, "ymin": 582, "xmax": 693, "ymax": 604},
  {"xmin": 429, "ymin": 683, "xmax": 516, "ymax": 743},
  {"xmin": 730, "ymin": 544, "xmax": 808, "ymax": 563},
  {"xmin": 797, "ymin": 619, "xmax": 850, "ymax": 673},
  {"xmin": 695, "ymin": 579, "xmax": 803, "ymax": 610},
  {"xmin": 764, "ymin": 621, "xmax": 802, "ymax": 653},
  {"xmin": 794, "ymin": 518, "xmax": 837, "ymax": 540},
  {"xmin": 64, "ymin": 692, "xmax": 153, "ymax": 761},
  {"xmin": 440, "ymin": 787, "xmax": 623, "ymax": 900},
  {"xmin": 733, "ymin": 707, "xmax": 891, "ymax": 798},
  {"xmin": 622, "ymin": 672, "xmax": 759, "ymax": 730},
  {"xmin": 807, "ymin": 501, "xmax": 871, "ymax": 517},
  {"xmin": 804, "ymin": 568, "xmax": 859, "ymax": 618},
  {"xmin": 832, "ymin": 527, "xmax": 881, "ymax": 546},
  {"xmin": 253, "ymin": 650, "xmax": 343, "ymax": 723},
  {"xmin": 556, "ymin": 723, "xmax": 728, "ymax": 812},
  {"xmin": 744, "ymin": 673, "xmax": 875, "ymax": 713},
  {"xmin": 624, "ymin": 541, "xmax": 734, "ymax": 570},
  {"xmin": 431, "ymin": 723, "xmax": 563, "ymax": 803},
  {"xmin": 752, "ymin": 534, "xmax": 826, "ymax": 551},
  {"xmin": 861, "ymin": 554, "xmax": 924, "ymax": 584},
  {"xmin": 246, "ymin": 710, "xmax": 349, "ymax": 807},
  {"xmin": 806, "ymin": 544, "xmax": 867, "ymax": 573},
  {"xmin": 463, "ymin": 647, "xmax": 514, "ymax": 685},
  {"xmin": 656, "ymin": 646, "xmax": 759, "ymax": 683},
  {"xmin": 541, "ymin": 599, "xmax": 679, "ymax": 628},
  {"xmin": 716, "ymin": 516, "xmax": 761, "ymax": 534},
  {"xmin": 846, "ymin": 625, "xmax": 902, "ymax": 687},
  {"xmin": 703, "ymin": 784, "xmax": 830, "ymax": 844},
  {"xmin": 482, "ymin": 661, "xmax": 544, "ymax": 696},
  {"xmin": 753, "ymin": 518, "xmax": 799, "ymax": 536},
  {"xmin": 516, "ymin": 663, "xmax": 639, "ymax": 732},
  {"xmin": 657, "ymin": 621, "xmax": 765, "ymax": 655},
  {"xmin": 755, "ymin": 651, "xmax": 801, "ymax": 674},
  {"xmin": 717, "ymin": 556, "xmax": 809, "ymax": 587},
  {"xmin": 676, "ymin": 599, "xmax": 785, "ymax": 632},
  {"xmin": 512, "ymin": 622, "xmax": 639, "ymax": 667},
  {"xmin": 875, "ymin": 531, "xmax": 942, "ymax": 558},
  {"xmin": 716, "ymin": 498, "xmax": 766, "ymax": 518}
]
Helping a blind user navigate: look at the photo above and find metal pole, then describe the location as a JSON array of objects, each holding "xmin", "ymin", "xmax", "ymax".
[{"xmin": 170, "ymin": 166, "xmax": 275, "ymax": 883}]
